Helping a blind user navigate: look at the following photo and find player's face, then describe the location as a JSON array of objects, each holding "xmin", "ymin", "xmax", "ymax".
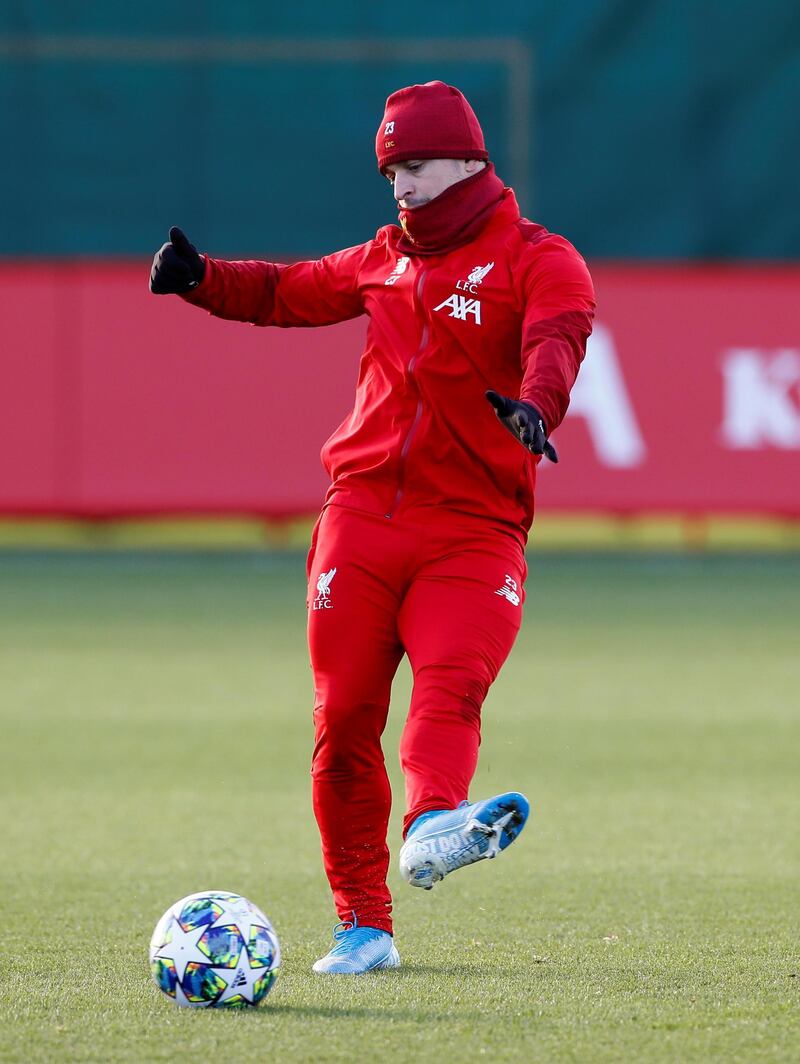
[{"xmin": 384, "ymin": 158, "xmax": 484, "ymax": 209}]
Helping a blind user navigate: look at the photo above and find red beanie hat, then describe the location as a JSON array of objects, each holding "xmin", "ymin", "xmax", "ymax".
[{"xmin": 376, "ymin": 81, "xmax": 488, "ymax": 172}]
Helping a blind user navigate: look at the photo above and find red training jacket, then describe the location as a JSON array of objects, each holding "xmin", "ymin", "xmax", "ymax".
[{"xmin": 183, "ymin": 189, "xmax": 595, "ymax": 536}]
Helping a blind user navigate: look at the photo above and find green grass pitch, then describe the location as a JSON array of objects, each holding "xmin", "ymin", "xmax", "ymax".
[{"xmin": 1, "ymin": 551, "xmax": 797, "ymax": 1062}]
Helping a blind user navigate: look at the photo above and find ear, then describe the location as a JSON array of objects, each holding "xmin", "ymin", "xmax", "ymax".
[{"xmin": 464, "ymin": 159, "xmax": 485, "ymax": 175}]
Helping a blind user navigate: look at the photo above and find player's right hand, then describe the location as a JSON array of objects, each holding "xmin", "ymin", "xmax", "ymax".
[{"xmin": 149, "ymin": 226, "xmax": 206, "ymax": 294}]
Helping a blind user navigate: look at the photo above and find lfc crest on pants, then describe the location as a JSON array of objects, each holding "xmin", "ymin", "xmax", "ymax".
[{"xmin": 313, "ymin": 567, "xmax": 337, "ymax": 609}]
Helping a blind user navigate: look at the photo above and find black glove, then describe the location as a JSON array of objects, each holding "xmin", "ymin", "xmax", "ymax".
[
  {"xmin": 485, "ymin": 390, "xmax": 559, "ymax": 463},
  {"xmin": 149, "ymin": 226, "xmax": 206, "ymax": 294}
]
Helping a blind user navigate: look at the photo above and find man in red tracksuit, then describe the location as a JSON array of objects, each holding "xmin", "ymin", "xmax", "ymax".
[{"xmin": 150, "ymin": 81, "xmax": 595, "ymax": 974}]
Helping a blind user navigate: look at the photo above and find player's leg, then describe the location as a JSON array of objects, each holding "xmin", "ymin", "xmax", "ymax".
[
  {"xmin": 307, "ymin": 505, "xmax": 406, "ymax": 944},
  {"xmin": 396, "ymin": 523, "xmax": 529, "ymax": 887}
]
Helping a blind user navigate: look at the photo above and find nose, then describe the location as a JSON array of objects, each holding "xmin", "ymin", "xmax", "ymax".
[{"xmin": 393, "ymin": 174, "xmax": 414, "ymax": 204}]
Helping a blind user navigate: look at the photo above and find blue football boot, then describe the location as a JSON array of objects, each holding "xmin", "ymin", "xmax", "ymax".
[
  {"xmin": 312, "ymin": 916, "xmax": 400, "ymax": 975},
  {"xmin": 399, "ymin": 791, "xmax": 530, "ymax": 890}
]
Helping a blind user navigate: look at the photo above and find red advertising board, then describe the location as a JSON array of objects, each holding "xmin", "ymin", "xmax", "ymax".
[
  {"xmin": 1, "ymin": 263, "xmax": 799, "ymax": 516},
  {"xmin": 538, "ymin": 266, "xmax": 800, "ymax": 513}
]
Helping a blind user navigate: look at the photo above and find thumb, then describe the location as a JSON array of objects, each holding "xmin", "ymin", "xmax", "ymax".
[
  {"xmin": 169, "ymin": 226, "xmax": 195, "ymax": 261},
  {"xmin": 485, "ymin": 390, "xmax": 513, "ymax": 417}
]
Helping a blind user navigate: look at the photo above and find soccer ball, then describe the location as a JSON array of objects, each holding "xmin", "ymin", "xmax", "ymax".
[{"xmin": 149, "ymin": 890, "xmax": 280, "ymax": 1008}]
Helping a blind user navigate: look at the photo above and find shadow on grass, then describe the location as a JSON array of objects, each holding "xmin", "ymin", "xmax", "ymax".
[
  {"xmin": 262, "ymin": 1003, "xmax": 447, "ymax": 1021},
  {"xmin": 225, "ymin": 961, "xmax": 528, "ymax": 1021},
  {"xmin": 393, "ymin": 962, "xmax": 524, "ymax": 978}
]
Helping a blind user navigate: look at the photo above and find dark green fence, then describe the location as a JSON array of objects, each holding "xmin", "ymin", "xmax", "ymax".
[{"xmin": 1, "ymin": 2, "xmax": 798, "ymax": 258}]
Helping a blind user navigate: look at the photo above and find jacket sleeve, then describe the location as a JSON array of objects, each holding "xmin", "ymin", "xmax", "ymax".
[
  {"xmin": 179, "ymin": 241, "xmax": 372, "ymax": 327},
  {"xmin": 518, "ymin": 236, "xmax": 596, "ymax": 432}
]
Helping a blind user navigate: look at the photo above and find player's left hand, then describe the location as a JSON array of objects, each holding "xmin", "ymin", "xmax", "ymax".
[{"xmin": 485, "ymin": 390, "xmax": 559, "ymax": 463}]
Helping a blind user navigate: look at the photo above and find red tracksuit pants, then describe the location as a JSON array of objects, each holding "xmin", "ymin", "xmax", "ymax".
[{"xmin": 307, "ymin": 504, "xmax": 526, "ymax": 934}]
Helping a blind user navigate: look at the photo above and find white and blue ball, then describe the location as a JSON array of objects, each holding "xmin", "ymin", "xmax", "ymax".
[{"xmin": 149, "ymin": 890, "xmax": 280, "ymax": 1007}]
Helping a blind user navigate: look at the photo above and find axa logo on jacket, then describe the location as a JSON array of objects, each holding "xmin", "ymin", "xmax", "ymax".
[{"xmin": 433, "ymin": 293, "xmax": 483, "ymax": 324}]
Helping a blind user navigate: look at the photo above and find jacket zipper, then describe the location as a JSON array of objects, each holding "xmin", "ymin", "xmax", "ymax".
[{"xmin": 385, "ymin": 268, "xmax": 429, "ymax": 518}]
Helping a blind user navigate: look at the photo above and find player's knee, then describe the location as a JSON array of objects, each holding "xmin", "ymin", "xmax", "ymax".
[
  {"xmin": 409, "ymin": 663, "xmax": 490, "ymax": 726},
  {"xmin": 311, "ymin": 698, "xmax": 388, "ymax": 778}
]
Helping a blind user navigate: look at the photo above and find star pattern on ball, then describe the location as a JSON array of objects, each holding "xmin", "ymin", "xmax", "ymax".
[
  {"xmin": 154, "ymin": 913, "xmax": 209, "ymax": 983},
  {"xmin": 215, "ymin": 944, "xmax": 270, "ymax": 1006}
]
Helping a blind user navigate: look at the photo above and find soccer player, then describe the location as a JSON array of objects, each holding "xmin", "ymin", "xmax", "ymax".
[{"xmin": 150, "ymin": 81, "xmax": 595, "ymax": 974}]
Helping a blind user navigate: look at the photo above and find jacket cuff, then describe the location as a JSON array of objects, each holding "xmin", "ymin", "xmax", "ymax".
[{"xmin": 179, "ymin": 254, "xmax": 213, "ymax": 307}]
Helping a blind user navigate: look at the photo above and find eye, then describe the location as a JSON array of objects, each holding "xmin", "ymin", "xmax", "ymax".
[{"xmin": 408, "ymin": 162, "xmax": 422, "ymax": 174}]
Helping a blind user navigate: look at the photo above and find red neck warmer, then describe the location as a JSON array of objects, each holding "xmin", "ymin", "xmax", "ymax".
[{"xmin": 396, "ymin": 163, "xmax": 505, "ymax": 256}]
